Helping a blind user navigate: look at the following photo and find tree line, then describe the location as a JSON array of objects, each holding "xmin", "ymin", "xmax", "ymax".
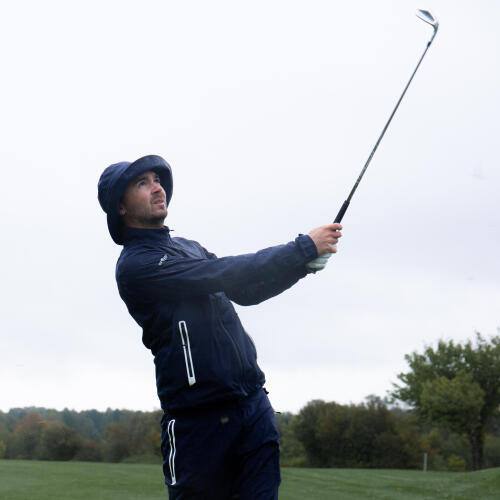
[
  {"xmin": 278, "ymin": 397, "xmax": 500, "ymax": 471},
  {"xmin": 1, "ymin": 400, "xmax": 499, "ymax": 471},
  {"xmin": 1, "ymin": 333, "xmax": 499, "ymax": 470},
  {"xmin": 0, "ymin": 408, "xmax": 163, "ymax": 464}
]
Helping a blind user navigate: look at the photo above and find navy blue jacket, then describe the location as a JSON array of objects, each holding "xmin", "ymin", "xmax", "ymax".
[{"xmin": 116, "ymin": 226, "xmax": 318, "ymax": 412}]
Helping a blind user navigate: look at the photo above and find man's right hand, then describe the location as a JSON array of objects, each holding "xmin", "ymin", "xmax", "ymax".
[{"xmin": 308, "ymin": 224, "xmax": 343, "ymax": 256}]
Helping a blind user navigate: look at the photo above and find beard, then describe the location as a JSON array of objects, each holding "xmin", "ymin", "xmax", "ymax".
[{"xmin": 123, "ymin": 205, "xmax": 167, "ymax": 229}]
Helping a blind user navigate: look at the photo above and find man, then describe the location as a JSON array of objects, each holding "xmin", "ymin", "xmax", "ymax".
[{"xmin": 97, "ymin": 155, "xmax": 342, "ymax": 499}]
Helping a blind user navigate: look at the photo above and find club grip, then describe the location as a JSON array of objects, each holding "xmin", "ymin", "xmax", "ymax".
[{"xmin": 334, "ymin": 200, "xmax": 350, "ymax": 223}]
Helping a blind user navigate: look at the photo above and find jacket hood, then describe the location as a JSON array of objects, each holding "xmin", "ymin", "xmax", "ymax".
[{"xmin": 98, "ymin": 155, "xmax": 173, "ymax": 245}]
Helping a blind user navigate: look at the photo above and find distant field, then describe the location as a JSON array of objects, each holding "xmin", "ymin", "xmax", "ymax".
[{"xmin": 0, "ymin": 460, "xmax": 499, "ymax": 499}]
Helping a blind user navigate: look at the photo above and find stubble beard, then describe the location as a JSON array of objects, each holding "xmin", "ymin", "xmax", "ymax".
[
  {"xmin": 124, "ymin": 206, "xmax": 167, "ymax": 229},
  {"xmin": 140, "ymin": 210, "xmax": 167, "ymax": 228}
]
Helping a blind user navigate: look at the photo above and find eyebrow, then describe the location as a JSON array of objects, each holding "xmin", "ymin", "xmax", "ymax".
[{"xmin": 134, "ymin": 172, "xmax": 160, "ymax": 184}]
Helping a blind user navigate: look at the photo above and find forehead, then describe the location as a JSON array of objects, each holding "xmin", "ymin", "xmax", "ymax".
[
  {"xmin": 123, "ymin": 170, "xmax": 161, "ymax": 197},
  {"xmin": 131, "ymin": 170, "xmax": 159, "ymax": 182}
]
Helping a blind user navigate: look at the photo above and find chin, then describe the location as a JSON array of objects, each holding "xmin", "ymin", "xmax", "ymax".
[
  {"xmin": 152, "ymin": 206, "xmax": 167, "ymax": 217},
  {"xmin": 150, "ymin": 214, "xmax": 167, "ymax": 226}
]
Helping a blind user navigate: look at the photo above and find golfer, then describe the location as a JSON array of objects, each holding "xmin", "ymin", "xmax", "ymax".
[{"xmin": 98, "ymin": 155, "xmax": 342, "ymax": 499}]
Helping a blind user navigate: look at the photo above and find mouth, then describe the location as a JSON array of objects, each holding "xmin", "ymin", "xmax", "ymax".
[{"xmin": 152, "ymin": 198, "xmax": 166, "ymax": 207}]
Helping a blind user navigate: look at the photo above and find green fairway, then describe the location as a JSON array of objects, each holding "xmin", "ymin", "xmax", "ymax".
[
  {"xmin": 280, "ymin": 468, "xmax": 500, "ymax": 499},
  {"xmin": 0, "ymin": 460, "xmax": 499, "ymax": 499}
]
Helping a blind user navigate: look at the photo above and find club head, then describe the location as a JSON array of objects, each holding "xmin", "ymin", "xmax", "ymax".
[{"xmin": 416, "ymin": 9, "xmax": 439, "ymax": 32}]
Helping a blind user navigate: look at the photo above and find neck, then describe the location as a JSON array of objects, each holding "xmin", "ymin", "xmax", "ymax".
[{"xmin": 122, "ymin": 217, "xmax": 166, "ymax": 230}]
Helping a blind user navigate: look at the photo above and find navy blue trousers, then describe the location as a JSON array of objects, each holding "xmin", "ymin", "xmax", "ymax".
[{"xmin": 160, "ymin": 389, "xmax": 281, "ymax": 499}]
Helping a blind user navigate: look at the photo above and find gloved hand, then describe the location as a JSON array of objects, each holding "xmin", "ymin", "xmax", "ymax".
[{"xmin": 306, "ymin": 250, "xmax": 334, "ymax": 271}]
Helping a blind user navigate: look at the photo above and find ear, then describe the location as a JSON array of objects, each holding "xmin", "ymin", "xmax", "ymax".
[{"xmin": 119, "ymin": 203, "xmax": 127, "ymax": 216}]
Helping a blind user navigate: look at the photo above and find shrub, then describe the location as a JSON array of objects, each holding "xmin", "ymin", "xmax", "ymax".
[
  {"xmin": 447, "ymin": 454, "xmax": 466, "ymax": 472},
  {"xmin": 74, "ymin": 441, "xmax": 103, "ymax": 462},
  {"xmin": 39, "ymin": 422, "xmax": 83, "ymax": 461},
  {"xmin": 484, "ymin": 435, "xmax": 500, "ymax": 468}
]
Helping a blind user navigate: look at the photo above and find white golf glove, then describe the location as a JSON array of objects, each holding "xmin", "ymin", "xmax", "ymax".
[{"xmin": 306, "ymin": 250, "xmax": 333, "ymax": 271}]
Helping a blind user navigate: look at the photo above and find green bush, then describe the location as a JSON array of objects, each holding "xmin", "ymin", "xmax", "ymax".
[
  {"xmin": 38, "ymin": 422, "xmax": 83, "ymax": 461},
  {"xmin": 484, "ymin": 435, "xmax": 500, "ymax": 468},
  {"xmin": 280, "ymin": 456, "xmax": 308, "ymax": 467},
  {"xmin": 447, "ymin": 454, "xmax": 466, "ymax": 472},
  {"xmin": 74, "ymin": 441, "xmax": 103, "ymax": 462}
]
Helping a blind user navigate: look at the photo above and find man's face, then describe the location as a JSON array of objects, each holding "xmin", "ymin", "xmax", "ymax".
[{"xmin": 119, "ymin": 170, "xmax": 167, "ymax": 228}]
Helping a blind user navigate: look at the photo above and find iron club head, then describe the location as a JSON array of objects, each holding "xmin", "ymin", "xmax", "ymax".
[{"xmin": 416, "ymin": 9, "xmax": 439, "ymax": 32}]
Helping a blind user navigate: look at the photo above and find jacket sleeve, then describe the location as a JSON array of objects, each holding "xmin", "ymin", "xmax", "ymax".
[
  {"xmin": 118, "ymin": 235, "xmax": 318, "ymax": 302},
  {"xmin": 223, "ymin": 271, "xmax": 308, "ymax": 305},
  {"xmin": 200, "ymin": 245, "xmax": 310, "ymax": 305}
]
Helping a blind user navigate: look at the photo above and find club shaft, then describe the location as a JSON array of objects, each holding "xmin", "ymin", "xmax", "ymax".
[{"xmin": 334, "ymin": 33, "xmax": 436, "ymax": 224}]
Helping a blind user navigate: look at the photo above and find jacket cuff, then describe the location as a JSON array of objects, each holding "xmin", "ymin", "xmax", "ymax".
[{"xmin": 295, "ymin": 234, "xmax": 318, "ymax": 262}]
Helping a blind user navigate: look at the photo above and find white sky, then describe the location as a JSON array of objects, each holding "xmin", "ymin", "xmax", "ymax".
[{"xmin": 1, "ymin": 0, "xmax": 499, "ymax": 414}]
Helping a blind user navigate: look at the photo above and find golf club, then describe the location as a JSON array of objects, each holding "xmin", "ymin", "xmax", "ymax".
[{"xmin": 334, "ymin": 9, "xmax": 439, "ymax": 224}]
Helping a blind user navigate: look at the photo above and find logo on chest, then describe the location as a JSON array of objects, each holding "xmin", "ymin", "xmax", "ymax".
[{"xmin": 158, "ymin": 254, "xmax": 168, "ymax": 266}]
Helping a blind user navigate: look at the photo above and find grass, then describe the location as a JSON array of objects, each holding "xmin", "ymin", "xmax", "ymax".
[
  {"xmin": 279, "ymin": 468, "xmax": 500, "ymax": 499},
  {"xmin": 0, "ymin": 460, "xmax": 499, "ymax": 499},
  {"xmin": 0, "ymin": 460, "xmax": 165, "ymax": 500}
]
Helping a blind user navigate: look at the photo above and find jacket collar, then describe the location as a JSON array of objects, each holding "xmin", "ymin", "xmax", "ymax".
[{"xmin": 122, "ymin": 225, "xmax": 172, "ymax": 245}]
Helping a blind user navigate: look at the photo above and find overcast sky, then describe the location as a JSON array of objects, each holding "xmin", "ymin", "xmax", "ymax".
[{"xmin": 1, "ymin": 0, "xmax": 499, "ymax": 414}]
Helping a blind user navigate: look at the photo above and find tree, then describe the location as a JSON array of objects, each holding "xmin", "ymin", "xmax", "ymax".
[
  {"xmin": 392, "ymin": 333, "xmax": 500, "ymax": 470},
  {"xmin": 0, "ymin": 420, "xmax": 9, "ymax": 456},
  {"xmin": 74, "ymin": 441, "xmax": 104, "ymax": 462},
  {"xmin": 275, "ymin": 412, "xmax": 306, "ymax": 466},
  {"xmin": 292, "ymin": 400, "xmax": 329, "ymax": 467},
  {"xmin": 39, "ymin": 422, "xmax": 83, "ymax": 461},
  {"xmin": 292, "ymin": 397, "xmax": 421, "ymax": 468},
  {"xmin": 12, "ymin": 413, "xmax": 45, "ymax": 459},
  {"xmin": 103, "ymin": 422, "xmax": 130, "ymax": 462}
]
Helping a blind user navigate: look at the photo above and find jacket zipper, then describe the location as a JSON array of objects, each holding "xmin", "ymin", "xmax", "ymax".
[
  {"xmin": 178, "ymin": 321, "xmax": 196, "ymax": 386},
  {"xmin": 213, "ymin": 296, "xmax": 244, "ymax": 379}
]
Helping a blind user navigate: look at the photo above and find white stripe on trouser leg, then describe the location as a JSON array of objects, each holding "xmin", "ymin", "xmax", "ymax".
[{"xmin": 167, "ymin": 419, "xmax": 177, "ymax": 485}]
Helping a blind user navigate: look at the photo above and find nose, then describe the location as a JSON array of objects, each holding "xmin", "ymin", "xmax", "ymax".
[{"xmin": 152, "ymin": 181, "xmax": 164, "ymax": 194}]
